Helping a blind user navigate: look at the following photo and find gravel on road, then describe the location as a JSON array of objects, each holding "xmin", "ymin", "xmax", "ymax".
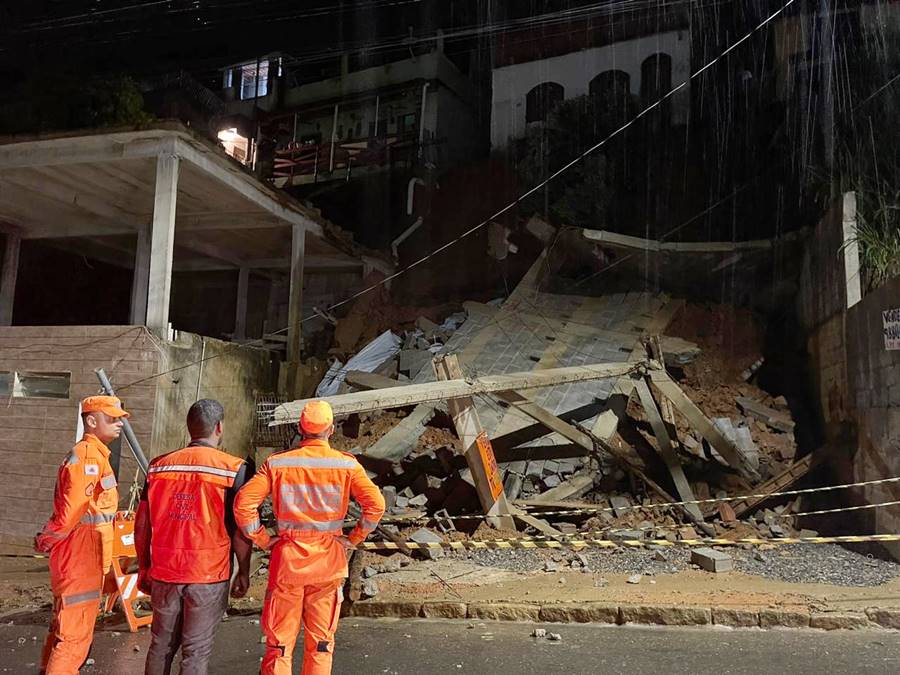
[{"xmin": 451, "ymin": 543, "xmax": 900, "ymax": 587}]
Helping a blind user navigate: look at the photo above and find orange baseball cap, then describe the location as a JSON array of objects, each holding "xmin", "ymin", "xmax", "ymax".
[
  {"xmin": 82, "ymin": 395, "xmax": 130, "ymax": 418},
  {"xmin": 299, "ymin": 400, "xmax": 333, "ymax": 434}
]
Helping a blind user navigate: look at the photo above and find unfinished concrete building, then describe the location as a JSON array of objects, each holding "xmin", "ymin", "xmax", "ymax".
[{"xmin": 0, "ymin": 122, "xmax": 388, "ymax": 551}]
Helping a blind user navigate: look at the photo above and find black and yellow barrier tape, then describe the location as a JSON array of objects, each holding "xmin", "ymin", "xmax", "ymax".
[
  {"xmin": 357, "ymin": 533, "xmax": 900, "ymax": 551},
  {"xmin": 380, "ymin": 475, "xmax": 900, "ymax": 524}
]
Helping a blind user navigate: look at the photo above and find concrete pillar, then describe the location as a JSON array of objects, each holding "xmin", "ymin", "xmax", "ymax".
[
  {"xmin": 841, "ymin": 192, "xmax": 862, "ymax": 309},
  {"xmin": 418, "ymin": 83, "xmax": 430, "ymax": 158},
  {"xmin": 234, "ymin": 266, "xmax": 250, "ymax": 340},
  {"xmin": 130, "ymin": 222, "xmax": 151, "ymax": 325},
  {"xmin": 329, "ymin": 104, "xmax": 339, "ymax": 172},
  {"xmin": 286, "ymin": 224, "xmax": 306, "ymax": 362},
  {"xmin": 146, "ymin": 153, "xmax": 180, "ymax": 335},
  {"xmin": 0, "ymin": 229, "xmax": 21, "ymax": 326}
]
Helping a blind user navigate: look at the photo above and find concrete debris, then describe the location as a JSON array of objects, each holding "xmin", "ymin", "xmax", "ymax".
[
  {"xmin": 317, "ymin": 330, "xmax": 402, "ymax": 396},
  {"xmin": 741, "ymin": 357, "xmax": 765, "ymax": 381},
  {"xmin": 677, "ymin": 526, "xmax": 698, "ymax": 540},
  {"xmin": 547, "ymin": 633, "xmax": 562, "ymax": 642},
  {"xmin": 382, "ymin": 486, "xmax": 397, "ymax": 511},
  {"xmin": 408, "ymin": 494, "xmax": 429, "ymax": 507},
  {"xmin": 712, "ymin": 418, "xmax": 760, "ymax": 471},
  {"xmin": 658, "ymin": 336, "xmax": 702, "ymax": 365},
  {"xmin": 379, "ymin": 554, "xmax": 412, "ymax": 573},
  {"xmin": 691, "ymin": 548, "xmax": 734, "ymax": 573},
  {"xmin": 609, "ymin": 495, "xmax": 633, "ymax": 518},
  {"xmin": 410, "ymin": 528, "xmax": 445, "ymax": 560},
  {"xmin": 736, "ymin": 396, "xmax": 796, "ymax": 433},
  {"xmin": 544, "ymin": 561, "xmax": 560, "ymax": 573},
  {"xmin": 531, "ymin": 628, "xmax": 547, "ymax": 638},
  {"xmin": 627, "ymin": 574, "xmax": 642, "ymax": 585},
  {"xmin": 608, "ymin": 530, "xmax": 644, "ymax": 542},
  {"xmin": 362, "ymin": 566, "xmax": 379, "ymax": 579},
  {"xmin": 399, "ymin": 349, "xmax": 432, "ymax": 378},
  {"xmin": 361, "ymin": 579, "xmax": 379, "ymax": 598}
]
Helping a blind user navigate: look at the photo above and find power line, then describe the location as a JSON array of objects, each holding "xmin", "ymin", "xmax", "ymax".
[{"xmin": 12, "ymin": 0, "xmax": 702, "ymax": 67}]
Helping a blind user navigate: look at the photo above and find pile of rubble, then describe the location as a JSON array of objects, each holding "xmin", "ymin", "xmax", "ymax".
[
  {"xmin": 295, "ymin": 298, "xmax": 809, "ymax": 548},
  {"xmin": 258, "ymin": 238, "xmax": 818, "ymax": 572}
]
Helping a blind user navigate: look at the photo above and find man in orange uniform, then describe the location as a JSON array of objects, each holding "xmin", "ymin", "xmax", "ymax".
[
  {"xmin": 234, "ymin": 400, "xmax": 385, "ymax": 675},
  {"xmin": 136, "ymin": 399, "xmax": 253, "ymax": 675},
  {"xmin": 35, "ymin": 395, "xmax": 128, "ymax": 675}
]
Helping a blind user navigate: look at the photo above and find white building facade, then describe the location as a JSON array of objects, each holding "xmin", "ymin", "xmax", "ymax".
[{"xmin": 490, "ymin": 30, "xmax": 691, "ymax": 149}]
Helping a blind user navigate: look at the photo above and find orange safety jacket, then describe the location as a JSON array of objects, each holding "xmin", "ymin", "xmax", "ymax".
[
  {"xmin": 144, "ymin": 444, "xmax": 248, "ymax": 584},
  {"xmin": 36, "ymin": 434, "xmax": 119, "ymax": 600},
  {"xmin": 234, "ymin": 439, "xmax": 385, "ymax": 584}
]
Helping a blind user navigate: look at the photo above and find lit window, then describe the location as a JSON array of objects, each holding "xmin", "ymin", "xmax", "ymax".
[
  {"xmin": 218, "ymin": 128, "xmax": 250, "ymax": 164},
  {"xmin": 0, "ymin": 371, "xmax": 71, "ymax": 399},
  {"xmin": 240, "ymin": 60, "xmax": 270, "ymax": 100}
]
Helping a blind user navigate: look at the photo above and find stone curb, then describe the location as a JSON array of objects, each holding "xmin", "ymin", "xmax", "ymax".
[{"xmin": 347, "ymin": 601, "xmax": 900, "ymax": 631}]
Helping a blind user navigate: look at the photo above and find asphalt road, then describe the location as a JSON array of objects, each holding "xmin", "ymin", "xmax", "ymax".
[{"xmin": 3, "ymin": 616, "xmax": 900, "ymax": 674}]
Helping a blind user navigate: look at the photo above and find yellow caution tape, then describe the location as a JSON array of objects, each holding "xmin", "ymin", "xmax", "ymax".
[{"xmin": 357, "ymin": 533, "xmax": 900, "ymax": 551}]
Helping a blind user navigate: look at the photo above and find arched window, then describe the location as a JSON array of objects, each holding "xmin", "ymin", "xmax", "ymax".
[
  {"xmin": 640, "ymin": 53, "xmax": 672, "ymax": 107},
  {"xmin": 589, "ymin": 70, "xmax": 631, "ymax": 121},
  {"xmin": 525, "ymin": 82, "xmax": 564, "ymax": 123}
]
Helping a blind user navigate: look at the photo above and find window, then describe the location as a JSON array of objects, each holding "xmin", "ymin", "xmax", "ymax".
[
  {"xmin": 525, "ymin": 82, "xmax": 564, "ymax": 123},
  {"xmin": 640, "ymin": 54, "xmax": 672, "ymax": 126},
  {"xmin": 399, "ymin": 113, "xmax": 417, "ymax": 133},
  {"xmin": 217, "ymin": 128, "xmax": 250, "ymax": 164},
  {"xmin": 590, "ymin": 70, "xmax": 632, "ymax": 122},
  {"xmin": 240, "ymin": 60, "xmax": 270, "ymax": 100},
  {"xmin": 640, "ymin": 53, "xmax": 672, "ymax": 107},
  {"xmin": 0, "ymin": 371, "xmax": 71, "ymax": 399},
  {"xmin": 590, "ymin": 70, "xmax": 631, "ymax": 103}
]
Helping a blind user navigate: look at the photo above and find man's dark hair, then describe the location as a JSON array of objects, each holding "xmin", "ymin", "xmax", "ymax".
[{"xmin": 187, "ymin": 399, "xmax": 224, "ymax": 438}]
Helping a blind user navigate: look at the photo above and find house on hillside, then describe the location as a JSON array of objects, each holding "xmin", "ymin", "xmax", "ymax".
[
  {"xmin": 213, "ymin": 41, "xmax": 482, "ymax": 188},
  {"xmin": 489, "ymin": 10, "xmax": 691, "ymax": 149}
]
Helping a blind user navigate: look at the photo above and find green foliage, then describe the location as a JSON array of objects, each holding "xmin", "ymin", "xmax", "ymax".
[
  {"xmin": 0, "ymin": 71, "xmax": 153, "ymax": 134},
  {"xmin": 852, "ymin": 183, "xmax": 900, "ymax": 290},
  {"xmin": 515, "ymin": 94, "xmax": 640, "ymax": 230},
  {"xmin": 823, "ymin": 23, "xmax": 900, "ymax": 288}
]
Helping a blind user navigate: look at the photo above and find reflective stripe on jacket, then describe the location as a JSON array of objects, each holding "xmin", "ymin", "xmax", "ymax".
[
  {"xmin": 234, "ymin": 438, "xmax": 385, "ymax": 584},
  {"xmin": 37, "ymin": 433, "xmax": 119, "ymax": 590},
  {"xmin": 145, "ymin": 446, "xmax": 246, "ymax": 584}
]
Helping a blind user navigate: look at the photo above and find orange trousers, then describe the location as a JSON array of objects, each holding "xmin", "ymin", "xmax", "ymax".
[
  {"xmin": 40, "ymin": 591, "xmax": 102, "ymax": 674},
  {"xmin": 41, "ymin": 528, "xmax": 104, "ymax": 675},
  {"xmin": 261, "ymin": 577, "xmax": 344, "ymax": 675}
]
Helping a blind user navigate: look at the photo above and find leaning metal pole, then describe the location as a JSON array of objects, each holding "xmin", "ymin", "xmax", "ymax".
[{"xmin": 94, "ymin": 367, "xmax": 150, "ymax": 476}]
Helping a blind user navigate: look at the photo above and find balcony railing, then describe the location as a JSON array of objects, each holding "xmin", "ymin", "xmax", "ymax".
[{"xmin": 270, "ymin": 132, "xmax": 439, "ymax": 184}]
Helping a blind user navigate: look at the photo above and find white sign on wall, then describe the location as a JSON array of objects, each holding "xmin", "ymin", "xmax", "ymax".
[{"xmin": 884, "ymin": 307, "xmax": 900, "ymax": 350}]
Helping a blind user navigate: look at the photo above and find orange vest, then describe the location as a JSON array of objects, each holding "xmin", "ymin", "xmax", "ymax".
[
  {"xmin": 145, "ymin": 445, "xmax": 246, "ymax": 584},
  {"xmin": 234, "ymin": 439, "xmax": 386, "ymax": 585},
  {"xmin": 38, "ymin": 434, "xmax": 119, "ymax": 595}
]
